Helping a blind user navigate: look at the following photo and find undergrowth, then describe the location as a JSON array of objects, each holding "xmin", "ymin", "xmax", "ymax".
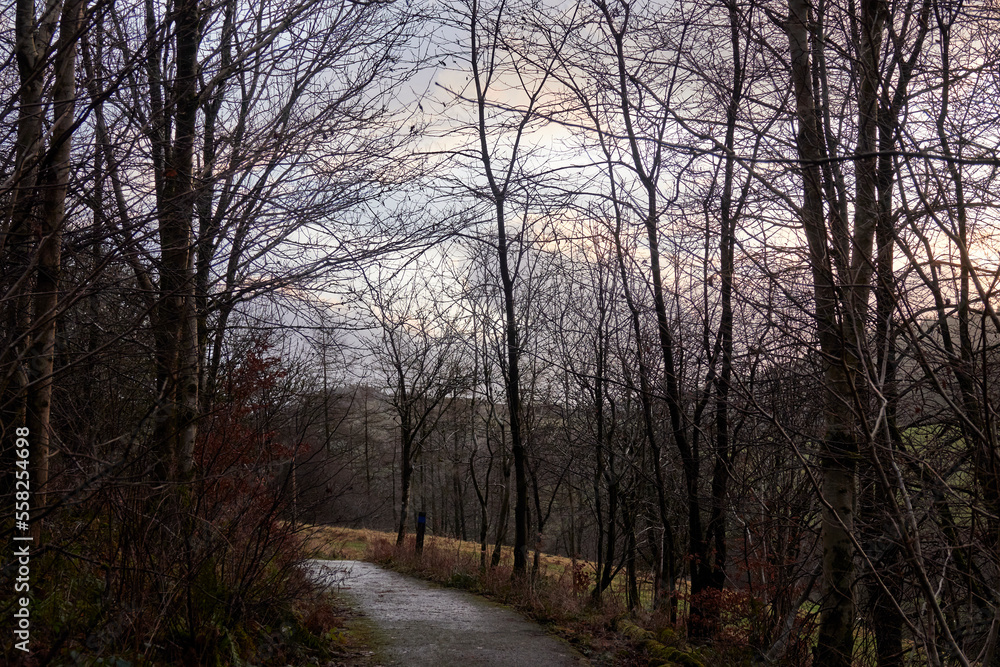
[
  {"xmin": 1, "ymin": 342, "xmax": 357, "ymax": 666},
  {"xmin": 1, "ymin": 510, "xmax": 353, "ymax": 667}
]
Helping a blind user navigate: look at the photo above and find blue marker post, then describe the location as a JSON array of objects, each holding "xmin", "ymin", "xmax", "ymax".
[{"xmin": 416, "ymin": 511, "xmax": 426, "ymax": 555}]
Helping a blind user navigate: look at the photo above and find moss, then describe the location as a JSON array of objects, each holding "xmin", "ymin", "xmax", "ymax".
[
  {"xmin": 613, "ymin": 617, "xmax": 705, "ymax": 667},
  {"xmin": 334, "ymin": 599, "xmax": 389, "ymax": 665},
  {"xmin": 656, "ymin": 627, "xmax": 680, "ymax": 645},
  {"xmin": 617, "ymin": 617, "xmax": 653, "ymax": 641},
  {"xmin": 644, "ymin": 641, "xmax": 707, "ymax": 667}
]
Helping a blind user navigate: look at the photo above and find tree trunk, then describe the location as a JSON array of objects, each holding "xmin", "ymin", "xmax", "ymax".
[
  {"xmin": 2, "ymin": 0, "xmax": 53, "ymax": 508},
  {"xmin": 705, "ymin": 0, "xmax": 744, "ymax": 599},
  {"xmin": 453, "ymin": 451, "xmax": 466, "ymax": 541},
  {"xmin": 395, "ymin": 428, "xmax": 413, "ymax": 546},
  {"xmin": 470, "ymin": 449, "xmax": 490, "ymax": 570},
  {"xmin": 598, "ymin": 1, "xmax": 710, "ymax": 624},
  {"xmin": 623, "ymin": 494, "xmax": 639, "ymax": 610},
  {"xmin": 467, "ymin": 0, "xmax": 534, "ymax": 576},
  {"xmin": 784, "ymin": 0, "xmax": 860, "ymax": 662},
  {"xmin": 25, "ymin": 0, "xmax": 80, "ymax": 536},
  {"xmin": 866, "ymin": 3, "xmax": 927, "ymax": 662},
  {"xmin": 494, "ymin": 197, "xmax": 529, "ymax": 576},
  {"xmin": 606, "ymin": 153, "xmax": 674, "ymax": 611},
  {"xmin": 150, "ymin": 0, "xmax": 201, "ymax": 484},
  {"xmin": 491, "ymin": 447, "xmax": 511, "ymax": 568}
]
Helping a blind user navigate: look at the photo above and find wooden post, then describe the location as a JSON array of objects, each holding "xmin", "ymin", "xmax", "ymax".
[{"xmin": 416, "ymin": 511, "xmax": 426, "ymax": 555}]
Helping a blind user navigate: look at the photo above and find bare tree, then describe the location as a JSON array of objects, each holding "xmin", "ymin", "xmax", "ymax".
[
  {"xmin": 10, "ymin": 0, "xmax": 84, "ymax": 533},
  {"xmin": 436, "ymin": 0, "xmax": 576, "ymax": 576},
  {"xmin": 357, "ymin": 266, "xmax": 469, "ymax": 546}
]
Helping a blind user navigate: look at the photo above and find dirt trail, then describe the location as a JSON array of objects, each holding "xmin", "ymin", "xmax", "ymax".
[{"xmin": 306, "ymin": 559, "xmax": 589, "ymax": 666}]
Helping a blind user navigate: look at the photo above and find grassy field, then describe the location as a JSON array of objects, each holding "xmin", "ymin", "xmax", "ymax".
[
  {"xmin": 299, "ymin": 524, "xmax": 674, "ymax": 604},
  {"xmin": 303, "ymin": 525, "xmax": 587, "ymax": 580}
]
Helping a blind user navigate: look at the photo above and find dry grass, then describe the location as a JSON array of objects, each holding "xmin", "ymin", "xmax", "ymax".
[
  {"xmin": 300, "ymin": 524, "xmax": 379, "ymax": 560},
  {"xmin": 302, "ymin": 525, "xmax": 657, "ymax": 600}
]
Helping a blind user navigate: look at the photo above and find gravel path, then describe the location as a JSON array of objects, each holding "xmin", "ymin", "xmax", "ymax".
[{"xmin": 305, "ymin": 559, "xmax": 589, "ymax": 667}]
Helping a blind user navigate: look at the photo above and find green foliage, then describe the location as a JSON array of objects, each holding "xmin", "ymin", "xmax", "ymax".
[
  {"xmin": 614, "ymin": 618, "xmax": 706, "ymax": 667},
  {"xmin": 447, "ymin": 571, "xmax": 479, "ymax": 589}
]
